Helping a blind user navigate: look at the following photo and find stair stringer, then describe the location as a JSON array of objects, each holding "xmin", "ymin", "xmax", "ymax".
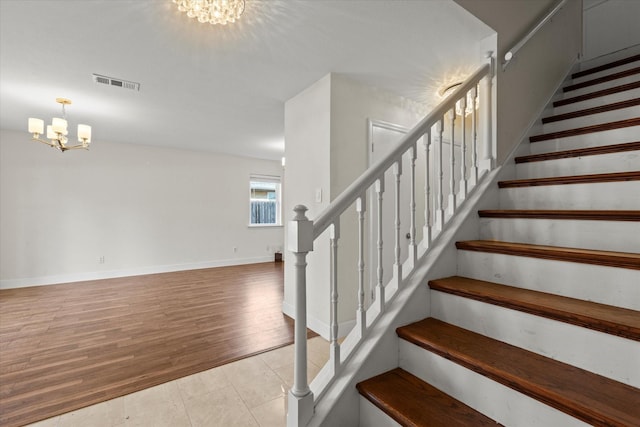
[{"xmin": 307, "ymin": 165, "xmax": 503, "ymax": 427}]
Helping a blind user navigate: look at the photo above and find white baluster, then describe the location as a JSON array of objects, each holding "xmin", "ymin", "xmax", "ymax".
[
  {"xmin": 460, "ymin": 94, "xmax": 468, "ymax": 199},
  {"xmin": 448, "ymin": 109, "xmax": 457, "ymax": 215},
  {"xmin": 470, "ymin": 85, "xmax": 479, "ymax": 186},
  {"xmin": 356, "ymin": 195, "xmax": 366, "ymax": 337},
  {"xmin": 480, "ymin": 51, "xmax": 494, "ymax": 173},
  {"xmin": 437, "ymin": 120, "xmax": 445, "ymax": 231},
  {"xmin": 375, "ymin": 178, "xmax": 385, "ymax": 312},
  {"xmin": 408, "ymin": 143, "xmax": 417, "ymax": 269},
  {"xmin": 393, "ymin": 161, "xmax": 402, "ymax": 285},
  {"xmin": 329, "ymin": 222, "xmax": 340, "ymax": 374},
  {"xmin": 287, "ymin": 205, "xmax": 314, "ymax": 427},
  {"xmin": 424, "ymin": 132, "xmax": 432, "ymax": 246}
]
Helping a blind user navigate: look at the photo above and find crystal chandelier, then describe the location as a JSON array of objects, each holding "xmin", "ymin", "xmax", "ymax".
[
  {"xmin": 441, "ymin": 82, "xmax": 479, "ymax": 117},
  {"xmin": 173, "ymin": 0, "xmax": 245, "ymax": 25},
  {"xmin": 28, "ymin": 98, "xmax": 92, "ymax": 152}
]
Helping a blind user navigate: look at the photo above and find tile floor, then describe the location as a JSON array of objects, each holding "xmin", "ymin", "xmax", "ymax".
[{"xmin": 27, "ymin": 337, "xmax": 329, "ymax": 427}]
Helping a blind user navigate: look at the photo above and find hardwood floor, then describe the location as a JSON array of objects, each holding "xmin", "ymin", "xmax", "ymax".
[{"xmin": 0, "ymin": 262, "xmax": 305, "ymax": 427}]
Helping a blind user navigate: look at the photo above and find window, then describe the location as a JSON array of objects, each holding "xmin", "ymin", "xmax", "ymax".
[{"xmin": 249, "ymin": 175, "xmax": 281, "ymax": 226}]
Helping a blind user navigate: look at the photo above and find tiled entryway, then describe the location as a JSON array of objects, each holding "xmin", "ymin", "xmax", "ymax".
[{"xmin": 27, "ymin": 337, "xmax": 329, "ymax": 427}]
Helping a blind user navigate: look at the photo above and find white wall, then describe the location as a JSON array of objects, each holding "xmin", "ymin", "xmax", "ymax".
[
  {"xmin": 0, "ymin": 129, "xmax": 284, "ymax": 288},
  {"xmin": 283, "ymin": 75, "xmax": 332, "ymax": 336},
  {"xmin": 583, "ymin": 0, "xmax": 640, "ymax": 60},
  {"xmin": 456, "ymin": 0, "xmax": 583, "ymax": 164}
]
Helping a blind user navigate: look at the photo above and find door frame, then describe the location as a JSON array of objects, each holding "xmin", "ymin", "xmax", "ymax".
[{"xmin": 366, "ymin": 118, "xmax": 411, "ymax": 300}]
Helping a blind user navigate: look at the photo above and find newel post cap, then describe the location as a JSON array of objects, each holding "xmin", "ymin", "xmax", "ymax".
[
  {"xmin": 292, "ymin": 205, "xmax": 308, "ymax": 220},
  {"xmin": 289, "ymin": 205, "xmax": 314, "ymax": 253}
]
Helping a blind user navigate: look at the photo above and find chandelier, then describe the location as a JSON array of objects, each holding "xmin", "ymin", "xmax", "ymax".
[
  {"xmin": 28, "ymin": 98, "xmax": 92, "ymax": 152},
  {"xmin": 173, "ymin": 0, "xmax": 245, "ymax": 25},
  {"xmin": 440, "ymin": 82, "xmax": 479, "ymax": 117}
]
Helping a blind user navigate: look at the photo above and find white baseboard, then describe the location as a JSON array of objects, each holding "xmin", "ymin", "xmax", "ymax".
[
  {"xmin": 282, "ymin": 300, "xmax": 355, "ymax": 341},
  {"xmin": 0, "ymin": 256, "xmax": 274, "ymax": 290}
]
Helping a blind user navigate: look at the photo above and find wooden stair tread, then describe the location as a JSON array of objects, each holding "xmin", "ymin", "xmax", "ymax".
[
  {"xmin": 529, "ymin": 117, "xmax": 640, "ymax": 142},
  {"xmin": 572, "ymin": 54, "xmax": 640, "ymax": 79},
  {"xmin": 455, "ymin": 240, "xmax": 640, "ymax": 270},
  {"xmin": 498, "ymin": 171, "xmax": 640, "ymax": 188},
  {"xmin": 564, "ymin": 66, "xmax": 640, "ymax": 92},
  {"xmin": 477, "ymin": 209, "xmax": 640, "ymax": 221},
  {"xmin": 515, "ymin": 141, "xmax": 640, "ymax": 163},
  {"xmin": 356, "ymin": 368, "xmax": 501, "ymax": 426},
  {"xmin": 396, "ymin": 318, "xmax": 640, "ymax": 427},
  {"xmin": 553, "ymin": 81, "xmax": 640, "ymax": 107},
  {"xmin": 542, "ymin": 98, "xmax": 640, "ymax": 123},
  {"xmin": 429, "ymin": 276, "xmax": 640, "ymax": 340}
]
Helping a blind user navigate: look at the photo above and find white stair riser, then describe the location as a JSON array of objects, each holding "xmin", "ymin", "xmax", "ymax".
[
  {"xmin": 579, "ymin": 46, "xmax": 640, "ymax": 69},
  {"xmin": 529, "ymin": 126, "xmax": 640, "ymax": 154},
  {"xmin": 516, "ymin": 150, "xmax": 640, "ymax": 179},
  {"xmin": 571, "ymin": 61, "xmax": 640, "ymax": 85},
  {"xmin": 359, "ymin": 398, "xmax": 401, "ymax": 427},
  {"xmin": 560, "ymin": 75, "xmax": 640, "ymax": 99},
  {"xmin": 479, "ymin": 218, "xmax": 640, "ymax": 252},
  {"xmin": 551, "ymin": 88, "xmax": 640, "ymax": 116},
  {"xmin": 542, "ymin": 105, "xmax": 640, "ymax": 134},
  {"xmin": 431, "ymin": 291, "xmax": 640, "ymax": 387},
  {"xmin": 499, "ymin": 181, "xmax": 640, "ymax": 210},
  {"xmin": 457, "ymin": 250, "xmax": 640, "ymax": 310},
  {"xmin": 399, "ymin": 341, "xmax": 589, "ymax": 427}
]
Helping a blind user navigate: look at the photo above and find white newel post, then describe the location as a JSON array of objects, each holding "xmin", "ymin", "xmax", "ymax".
[{"xmin": 287, "ymin": 205, "xmax": 314, "ymax": 427}]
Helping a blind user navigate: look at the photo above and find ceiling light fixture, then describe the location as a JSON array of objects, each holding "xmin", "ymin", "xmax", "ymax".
[
  {"xmin": 27, "ymin": 98, "xmax": 92, "ymax": 152},
  {"xmin": 173, "ymin": 0, "xmax": 245, "ymax": 25},
  {"xmin": 440, "ymin": 82, "xmax": 478, "ymax": 117}
]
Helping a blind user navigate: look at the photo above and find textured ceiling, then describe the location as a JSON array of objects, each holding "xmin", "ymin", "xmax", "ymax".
[{"xmin": 0, "ymin": 0, "xmax": 493, "ymax": 160}]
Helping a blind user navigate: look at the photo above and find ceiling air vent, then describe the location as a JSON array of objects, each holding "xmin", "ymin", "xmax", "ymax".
[{"xmin": 92, "ymin": 74, "xmax": 140, "ymax": 91}]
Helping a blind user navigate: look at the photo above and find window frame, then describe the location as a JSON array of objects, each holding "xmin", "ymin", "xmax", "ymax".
[{"xmin": 248, "ymin": 174, "xmax": 282, "ymax": 228}]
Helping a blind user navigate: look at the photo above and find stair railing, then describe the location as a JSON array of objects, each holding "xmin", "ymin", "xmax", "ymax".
[
  {"xmin": 503, "ymin": 0, "xmax": 568, "ymax": 70},
  {"xmin": 287, "ymin": 55, "xmax": 495, "ymax": 427}
]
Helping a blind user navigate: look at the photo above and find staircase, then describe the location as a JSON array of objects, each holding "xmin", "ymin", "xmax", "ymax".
[{"xmin": 356, "ymin": 54, "xmax": 640, "ymax": 426}]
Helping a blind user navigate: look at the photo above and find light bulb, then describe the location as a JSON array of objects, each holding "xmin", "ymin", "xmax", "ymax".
[
  {"xmin": 77, "ymin": 124, "xmax": 92, "ymax": 143},
  {"xmin": 28, "ymin": 118, "xmax": 44, "ymax": 134},
  {"xmin": 52, "ymin": 117, "xmax": 67, "ymax": 133}
]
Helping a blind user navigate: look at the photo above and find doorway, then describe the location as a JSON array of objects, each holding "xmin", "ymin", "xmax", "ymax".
[{"xmin": 367, "ymin": 119, "xmax": 412, "ymax": 299}]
